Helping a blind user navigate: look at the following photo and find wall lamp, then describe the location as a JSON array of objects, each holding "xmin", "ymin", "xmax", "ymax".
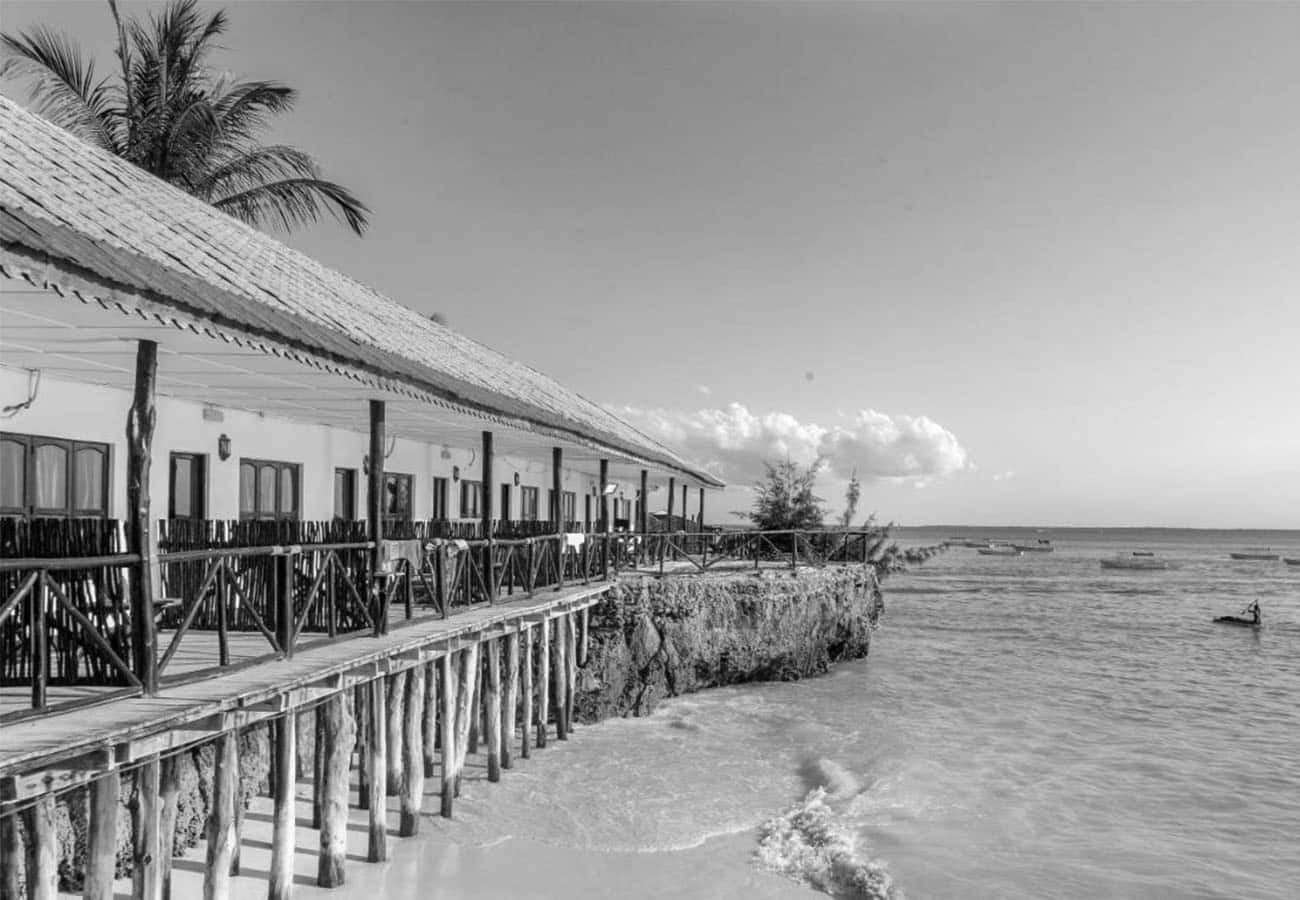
[{"xmin": 217, "ymin": 433, "xmax": 232, "ymax": 461}]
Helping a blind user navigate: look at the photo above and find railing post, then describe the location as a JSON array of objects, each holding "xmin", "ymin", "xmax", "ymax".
[
  {"xmin": 126, "ymin": 338, "xmax": 159, "ymax": 695},
  {"xmin": 639, "ymin": 469, "xmax": 649, "ymax": 566},
  {"xmin": 31, "ymin": 572, "xmax": 48, "ymax": 710},
  {"xmin": 482, "ymin": 430, "xmax": 495, "ymax": 604},
  {"xmin": 275, "ymin": 547, "xmax": 295, "ymax": 659},
  {"xmin": 368, "ymin": 399, "xmax": 386, "ymax": 636}
]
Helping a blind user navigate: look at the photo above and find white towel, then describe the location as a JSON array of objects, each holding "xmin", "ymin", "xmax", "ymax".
[
  {"xmin": 564, "ymin": 533, "xmax": 586, "ymax": 550},
  {"xmin": 453, "ymin": 539, "xmax": 470, "ymax": 552}
]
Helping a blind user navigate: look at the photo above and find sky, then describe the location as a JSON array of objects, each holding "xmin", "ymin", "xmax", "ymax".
[{"xmin": 3, "ymin": 1, "xmax": 1298, "ymax": 528}]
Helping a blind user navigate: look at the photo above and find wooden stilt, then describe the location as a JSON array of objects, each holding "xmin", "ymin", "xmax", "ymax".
[
  {"xmin": 453, "ymin": 643, "xmax": 480, "ymax": 796},
  {"xmin": 554, "ymin": 616, "xmax": 568, "ymax": 741},
  {"xmin": 520, "ymin": 625, "xmax": 534, "ymax": 759},
  {"xmin": 203, "ymin": 734, "xmax": 236, "ymax": 900},
  {"xmin": 439, "ymin": 653, "xmax": 457, "ymax": 818},
  {"xmin": 367, "ymin": 678, "xmax": 388, "ymax": 863},
  {"xmin": 231, "ymin": 744, "xmax": 244, "ymax": 878},
  {"xmin": 158, "ymin": 756, "xmax": 179, "ymax": 900},
  {"xmin": 423, "ymin": 661, "xmax": 438, "ymax": 779},
  {"xmin": 355, "ymin": 684, "xmax": 369, "ymax": 810},
  {"xmin": 537, "ymin": 619, "xmax": 550, "ymax": 748},
  {"xmin": 269, "ymin": 713, "xmax": 296, "ymax": 900},
  {"xmin": 579, "ymin": 607, "xmax": 590, "ymax": 666},
  {"xmin": 399, "ymin": 665, "xmax": 425, "ymax": 837},
  {"xmin": 317, "ymin": 693, "xmax": 355, "ymax": 888},
  {"xmin": 485, "ymin": 638, "xmax": 502, "ymax": 783},
  {"xmin": 567, "ymin": 612, "xmax": 578, "ymax": 730},
  {"xmin": 386, "ymin": 671, "xmax": 406, "ymax": 796},
  {"xmin": 85, "ymin": 771, "xmax": 120, "ymax": 900},
  {"xmin": 468, "ymin": 656, "xmax": 481, "ymax": 756},
  {"xmin": 502, "ymin": 631, "xmax": 520, "ymax": 770},
  {"xmin": 0, "ymin": 809, "xmax": 18, "ymax": 900},
  {"xmin": 22, "ymin": 794, "xmax": 56, "ymax": 900},
  {"xmin": 311, "ymin": 709, "xmax": 323, "ymax": 829},
  {"xmin": 132, "ymin": 755, "xmax": 161, "ymax": 900}
]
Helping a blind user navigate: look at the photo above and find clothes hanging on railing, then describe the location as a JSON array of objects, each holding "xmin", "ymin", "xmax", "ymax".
[
  {"xmin": 564, "ymin": 533, "xmax": 586, "ymax": 550},
  {"xmin": 379, "ymin": 539, "xmax": 423, "ymax": 573}
]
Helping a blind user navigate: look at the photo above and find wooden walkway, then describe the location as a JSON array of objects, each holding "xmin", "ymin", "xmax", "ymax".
[{"xmin": 0, "ymin": 581, "xmax": 612, "ymax": 788}]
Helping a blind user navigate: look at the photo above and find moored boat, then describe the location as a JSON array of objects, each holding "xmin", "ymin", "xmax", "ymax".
[
  {"xmin": 1284, "ymin": 557, "xmax": 1300, "ymax": 566},
  {"xmin": 1013, "ymin": 539, "xmax": 1054, "ymax": 553},
  {"xmin": 1100, "ymin": 556, "xmax": 1168, "ymax": 570},
  {"xmin": 1229, "ymin": 552, "xmax": 1280, "ymax": 561},
  {"xmin": 1132, "ymin": 551, "xmax": 1155, "ymax": 557},
  {"xmin": 978, "ymin": 546, "xmax": 1021, "ymax": 557}
]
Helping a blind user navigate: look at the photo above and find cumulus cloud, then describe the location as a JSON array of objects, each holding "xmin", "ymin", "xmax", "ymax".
[{"xmin": 611, "ymin": 402, "xmax": 970, "ymax": 487}]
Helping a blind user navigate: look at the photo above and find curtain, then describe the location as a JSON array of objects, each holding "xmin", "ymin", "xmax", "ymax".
[{"xmin": 34, "ymin": 443, "xmax": 66, "ymax": 509}]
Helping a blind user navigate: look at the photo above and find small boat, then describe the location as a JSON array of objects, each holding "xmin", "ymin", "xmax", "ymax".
[
  {"xmin": 1013, "ymin": 539, "xmax": 1054, "ymax": 553},
  {"xmin": 1132, "ymin": 551, "xmax": 1155, "ymax": 557},
  {"xmin": 1285, "ymin": 558, "xmax": 1300, "ymax": 566},
  {"xmin": 1213, "ymin": 615, "xmax": 1260, "ymax": 627},
  {"xmin": 978, "ymin": 546, "xmax": 1021, "ymax": 557},
  {"xmin": 1230, "ymin": 552, "xmax": 1280, "ymax": 561},
  {"xmin": 1100, "ymin": 556, "xmax": 1168, "ymax": 570}
]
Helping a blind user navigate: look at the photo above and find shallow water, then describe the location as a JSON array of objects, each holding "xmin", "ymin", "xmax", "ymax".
[{"xmin": 268, "ymin": 528, "xmax": 1300, "ymax": 899}]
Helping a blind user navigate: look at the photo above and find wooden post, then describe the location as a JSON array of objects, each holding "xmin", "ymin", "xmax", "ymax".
[
  {"xmin": 269, "ymin": 713, "xmax": 296, "ymax": 900},
  {"xmin": 159, "ymin": 756, "xmax": 179, "ymax": 900},
  {"xmin": 423, "ymin": 661, "xmax": 438, "ymax": 779},
  {"xmin": 481, "ymin": 430, "xmax": 495, "ymax": 603},
  {"xmin": 699, "ymin": 487, "xmax": 707, "ymax": 565},
  {"xmin": 666, "ymin": 476, "xmax": 676, "ymax": 562},
  {"xmin": 502, "ymin": 631, "xmax": 519, "ymax": 770},
  {"xmin": 566, "ymin": 612, "xmax": 578, "ymax": 730},
  {"xmin": 520, "ymin": 625, "xmax": 534, "ymax": 759},
  {"xmin": 367, "ymin": 678, "xmax": 388, "ymax": 862},
  {"xmin": 311, "ymin": 710, "xmax": 323, "ymax": 829},
  {"xmin": 386, "ymin": 671, "xmax": 405, "ymax": 796},
  {"xmin": 368, "ymin": 399, "xmax": 386, "ymax": 635},
  {"xmin": 318, "ymin": 693, "xmax": 355, "ymax": 888},
  {"xmin": 132, "ymin": 756, "xmax": 161, "ymax": 900},
  {"xmin": 439, "ymin": 653, "xmax": 457, "ymax": 818},
  {"xmin": 598, "ymin": 459, "xmax": 609, "ymax": 577},
  {"xmin": 554, "ymin": 617, "xmax": 568, "ymax": 741},
  {"xmin": 578, "ymin": 607, "xmax": 590, "ymax": 666},
  {"xmin": 353, "ymin": 685, "xmax": 370, "ymax": 810},
  {"xmin": 537, "ymin": 618, "xmax": 550, "ymax": 748},
  {"xmin": 84, "ymin": 771, "xmax": 120, "ymax": 900},
  {"xmin": 203, "ymin": 734, "xmax": 236, "ymax": 900},
  {"xmin": 1, "ymin": 809, "xmax": 17, "ymax": 900},
  {"xmin": 400, "ymin": 665, "xmax": 424, "ymax": 837},
  {"xmin": 127, "ymin": 339, "xmax": 158, "ymax": 695},
  {"xmin": 485, "ymin": 638, "xmax": 502, "ymax": 782},
  {"xmin": 22, "ymin": 794, "xmax": 57, "ymax": 900},
  {"xmin": 467, "ymin": 657, "xmax": 482, "ymax": 756},
  {"xmin": 453, "ymin": 644, "xmax": 480, "ymax": 796},
  {"xmin": 639, "ymin": 470, "xmax": 649, "ymax": 565},
  {"xmin": 551, "ymin": 448, "xmax": 563, "ymax": 532}
]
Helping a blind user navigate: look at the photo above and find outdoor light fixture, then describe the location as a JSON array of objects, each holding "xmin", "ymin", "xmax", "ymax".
[
  {"xmin": 440, "ymin": 446, "xmax": 452, "ymax": 460},
  {"xmin": 513, "ymin": 472, "xmax": 521, "ymax": 486},
  {"xmin": 452, "ymin": 465, "xmax": 460, "ymax": 482},
  {"xmin": 217, "ymin": 434, "xmax": 231, "ymax": 461}
]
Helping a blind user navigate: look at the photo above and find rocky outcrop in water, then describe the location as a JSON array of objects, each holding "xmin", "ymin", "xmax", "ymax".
[{"xmin": 576, "ymin": 566, "xmax": 883, "ymax": 723}]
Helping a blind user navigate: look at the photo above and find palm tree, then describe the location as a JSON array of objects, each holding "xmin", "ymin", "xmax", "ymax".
[{"xmin": 1, "ymin": 0, "xmax": 369, "ymax": 235}]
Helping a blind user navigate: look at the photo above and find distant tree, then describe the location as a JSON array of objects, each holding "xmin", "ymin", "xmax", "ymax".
[
  {"xmin": 1, "ymin": 0, "xmax": 369, "ymax": 235},
  {"xmin": 838, "ymin": 469, "xmax": 861, "ymax": 528},
  {"xmin": 746, "ymin": 458, "xmax": 825, "ymax": 532}
]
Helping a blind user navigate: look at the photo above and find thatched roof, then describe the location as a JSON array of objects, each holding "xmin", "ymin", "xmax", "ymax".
[{"xmin": 0, "ymin": 96, "xmax": 722, "ymax": 486}]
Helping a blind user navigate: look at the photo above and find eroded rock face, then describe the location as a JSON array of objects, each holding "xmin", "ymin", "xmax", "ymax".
[{"xmin": 575, "ymin": 567, "xmax": 882, "ymax": 723}]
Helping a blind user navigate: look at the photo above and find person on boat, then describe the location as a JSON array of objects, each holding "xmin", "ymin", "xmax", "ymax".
[{"xmin": 1246, "ymin": 600, "xmax": 1262, "ymax": 625}]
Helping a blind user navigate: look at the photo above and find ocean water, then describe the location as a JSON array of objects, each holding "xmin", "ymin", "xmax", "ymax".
[{"xmin": 303, "ymin": 528, "xmax": 1299, "ymax": 899}]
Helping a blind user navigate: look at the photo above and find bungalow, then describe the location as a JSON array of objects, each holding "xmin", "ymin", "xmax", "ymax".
[{"xmin": 0, "ymin": 95, "xmax": 721, "ymax": 709}]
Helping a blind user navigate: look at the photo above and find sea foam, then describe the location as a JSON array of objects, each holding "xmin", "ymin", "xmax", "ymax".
[{"xmin": 756, "ymin": 786, "xmax": 901, "ymax": 899}]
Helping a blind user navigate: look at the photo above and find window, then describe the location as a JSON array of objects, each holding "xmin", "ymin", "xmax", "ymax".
[
  {"xmin": 499, "ymin": 483, "xmax": 511, "ymax": 521},
  {"xmin": 460, "ymin": 480, "xmax": 482, "ymax": 518},
  {"xmin": 239, "ymin": 458, "xmax": 300, "ymax": 520},
  {"xmin": 431, "ymin": 477, "xmax": 449, "ymax": 520},
  {"xmin": 562, "ymin": 491, "xmax": 576, "ymax": 525},
  {"xmin": 334, "ymin": 467, "xmax": 357, "ymax": 521},
  {"xmin": 169, "ymin": 452, "xmax": 206, "ymax": 520},
  {"xmin": 0, "ymin": 432, "xmax": 109, "ymax": 518},
  {"xmin": 384, "ymin": 472, "xmax": 413, "ymax": 520},
  {"xmin": 520, "ymin": 486, "xmax": 539, "ymax": 521},
  {"xmin": 584, "ymin": 494, "xmax": 592, "ymax": 530}
]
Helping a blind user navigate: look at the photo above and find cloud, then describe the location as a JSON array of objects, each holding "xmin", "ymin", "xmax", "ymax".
[
  {"xmin": 991, "ymin": 470, "xmax": 1015, "ymax": 482},
  {"xmin": 696, "ymin": 385, "xmax": 713, "ymax": 396},
  {"xmin": 611, "ymin": 402, "xmax": 971, "ymax": 487}
]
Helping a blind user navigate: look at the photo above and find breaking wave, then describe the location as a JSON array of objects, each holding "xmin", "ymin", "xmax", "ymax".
[{"xmin": 756, "ymin": 759, "xmax": 902, "ymax": 899}]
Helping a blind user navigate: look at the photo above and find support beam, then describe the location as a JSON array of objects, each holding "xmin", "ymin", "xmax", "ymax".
[
  {"xmin": 537, "ymin": 618, "xmax": 550, "ymax": 748},
  {"xmin": 132, "ymin": 756, "xmax": 161, "ymax": 900},
  {"xmin": 311, "ymin": 711, "xmax": 323, "ymax": 829},
  {"xmin": 682, "ymin": 483, "xmax": 689, "ymax": 533},
  {"xmin": 127, "ymin": 339, "xmax": 158, "ymax": 695},
  {"xmin": 485, "ymin": 638, "xmax": 502, "ymax": 782},
  {"xmin": 400, "ymin": 665, "xmax": 425, "ymax": 836},
  {"xmin": 269, "ymin": 713, "xmax": 296, "ymax": 900},
  {"xmin": 85, "ymin": 771, "xmax": 120, "ymax": 900},
  {"xmin": 22, "ymin": 794, "xmax": 57, "ymax": 900},
  {"xmin": 551, "ymin": 447, "xmax": 563, "ymax": 532},
  {"xmin": 698, "ymin": 487, "xmax": 706, "ymax": 531},
  {"xmin": 1, "ymin": 807, "xmax": 19, "ymax": 900},
  {"xmin": 481, "ymin": 430, "xmax": 495, "ymax": 603},
  {"xmin": 158, "ymin": 756, "xmax": 179, "ymax": 900},
  {"xmin": 453, "ymin": 644, "xmax": 480, "ymax": 796},
  {"xmin": 520, "ymin": 625, "xmax": 534, "ymax": 759},
  {"xmin": 439, "ymin": 653, "xmax": 457, "ymax": 818},
  {"xmin": 422, "ymin": 661, "xmax": 438, "ymax": 779},
  {"xmin": 566, "ymin": 613, "xmax": 578, "ymax": 731},
  {"xmin": 502, "ymin": 631, "xmax": 520, "ymax": 770},
  {"xmin": 317, "ymin": 693, "xmax": 355, "ymax": 888},
  {"xmin": 554, "ymin": 617, "xmax": 568, "ymax": 741},
  {"xmin": 354, "ymin": 685, "xmax": 369, "ymax": 810},
  {"xmin": 639, "ymin": 470, "xmax": 649, "ymax": 565},
  {"xmin": 203, "ymin": 734, "xmax": 236, "ymax": 900},
  {"xmin": 578, "ymin": 607, "xmax": 590, "ymax": 667},
  {"xmin": 666, "ymin": 476, "xmax": 676, "ymax": 560},
  {"xmin": 385, "ymin": 671, "xmax": 405, "ymax": 796},
  {"xmin": 367, "ymin": 678, "xmax": 388, "ymax": 862},
  {"xmin": 368, "ymin": 399, "xmax": 386, "ymax": 635},
  {"xmin": 598, "ymin": 459, "xmax": 609, "ymax": 577}
]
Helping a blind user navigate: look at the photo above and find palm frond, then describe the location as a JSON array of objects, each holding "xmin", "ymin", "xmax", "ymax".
[
  {"xmin": 209, "ymin": 79, "xmax": 295, "ymax": 145},
  {"xmin": 0, "ymin": 28, "xmax": 121, "ymax": 151},
  {"xmin": 191, "ymin": 143, "xmax": 315, "ymax": 198},
  {"xmin": 214, "ymin": 175, "xmax": 370, "ymax": 236}
]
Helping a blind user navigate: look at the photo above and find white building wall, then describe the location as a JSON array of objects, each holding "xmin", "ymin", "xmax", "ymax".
[{"xmin": 1, "ymin": 366, "xmax": 607, "ymax": 526}]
